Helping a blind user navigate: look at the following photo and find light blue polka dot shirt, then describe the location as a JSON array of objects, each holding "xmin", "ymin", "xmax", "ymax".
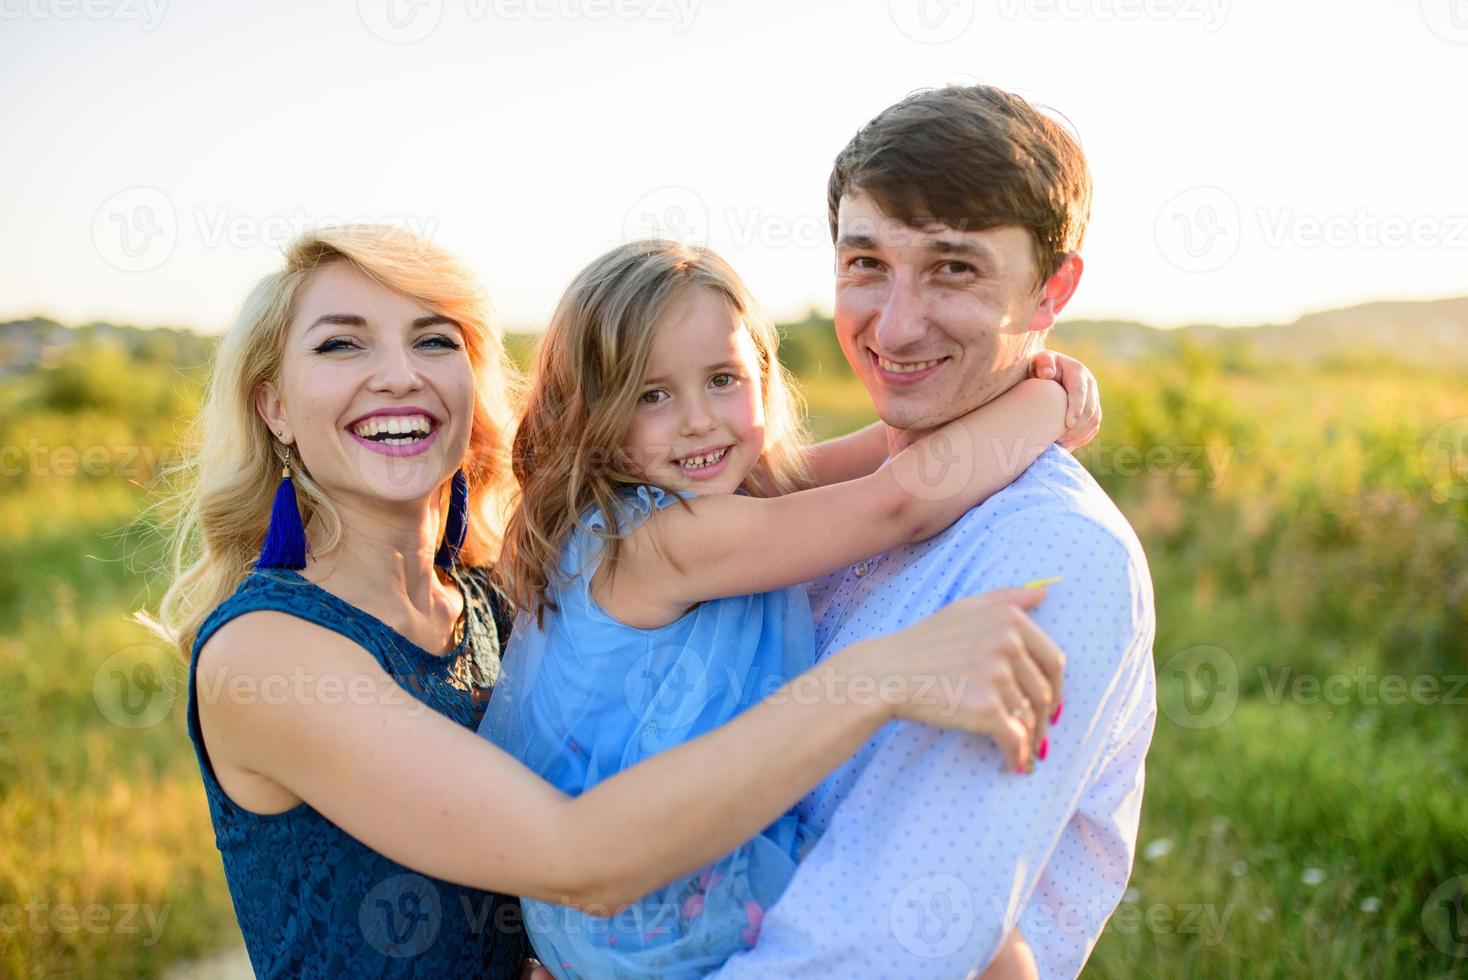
[{"xmin": 716, "ymin": 445, "xmax": 1158, "ymax": 979}]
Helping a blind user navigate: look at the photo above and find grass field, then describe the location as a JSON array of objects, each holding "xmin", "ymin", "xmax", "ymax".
[{"xmin": 1, "ymin": 326, "xmax": 1465, "ymax": 978}]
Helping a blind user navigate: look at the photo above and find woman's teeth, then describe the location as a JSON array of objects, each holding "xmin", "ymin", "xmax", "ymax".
[
  {"xmin": 877, "ymin": 355, "xmax": 944, "ymax": 374},
  {"xmin": 678, "ymin": 447, "xmax": 728, "ymax": 470},
  {"xmin": 351, "ymin": 414, "xmax": 433, "ymax": 444}
]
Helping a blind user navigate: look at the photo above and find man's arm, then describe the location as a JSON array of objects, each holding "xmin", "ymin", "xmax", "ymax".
[{"xmin": 716, "ymin": 510, "xmax": 1156, "ymax": 978}]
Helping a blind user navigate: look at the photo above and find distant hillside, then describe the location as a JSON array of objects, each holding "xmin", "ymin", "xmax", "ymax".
[
  {"xmin": 1052, "ymin": 296, "xmax": 1468, "ymax": 370},
  {"xmin": 5, "ymin": 296, "xmax": 1467, "ymax": 378},
  {"xmin": 0, "ymin": 317, "xmax": 215, "ymax": 378}
]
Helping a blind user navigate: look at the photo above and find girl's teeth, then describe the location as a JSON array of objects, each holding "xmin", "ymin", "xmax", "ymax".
[
  {"xmin": 878, "ymin": 356, "xmax": 942, "ymax": 374},
  {"xmin": 679, "ymin": 447, "xmax": 728, "ymax": 469}
]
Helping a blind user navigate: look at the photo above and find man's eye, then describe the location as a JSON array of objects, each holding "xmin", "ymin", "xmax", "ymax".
[
  {"xmin": 847, "ymin": 256, "xmax": 882, "ymax": 271},
  {"xmin": 938, "ymin": 261, "xmax": 975, "ymax": 276},
  {"xmin": 313, "ymin": 337, "xmax": 359, "ymax": 353}
]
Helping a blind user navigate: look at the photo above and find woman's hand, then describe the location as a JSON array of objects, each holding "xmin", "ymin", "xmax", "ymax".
[
  {"xmin": 1029, "ymin": 350, "xmax": 1101, "ymax": 451},
  {"xmin": 845, "ymin": 585, "xmax": 1064, "ymax": 774}
]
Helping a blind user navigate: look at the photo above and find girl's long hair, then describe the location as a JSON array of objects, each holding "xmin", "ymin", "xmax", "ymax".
[
  {"xmin": 141, "ymin": 224, "xmax": 523, "ymax": 657},
  {"xmin": 501, "ymin": 240, "xmax": 812, "ymax": 626}
]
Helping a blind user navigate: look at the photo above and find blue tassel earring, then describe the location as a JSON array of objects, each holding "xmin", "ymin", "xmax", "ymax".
[
  {"xmin": 434, "ymin": 469, "xmax": 469, "ymax": 569},
  {"xmin": 256, "ymin": 443, "xmax": 308, "ymax": 569}
]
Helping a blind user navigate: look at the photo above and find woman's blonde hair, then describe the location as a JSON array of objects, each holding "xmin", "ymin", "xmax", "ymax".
[
  {"xmin": 501, "ymin": 239, "xmax": 812, "ymax": 626},
  {"xmin": 143, "ymin": 224, "xmax": 522, "ymax": 657}
]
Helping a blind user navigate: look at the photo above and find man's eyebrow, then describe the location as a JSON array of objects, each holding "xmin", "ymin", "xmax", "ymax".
[
  {"xmin": 835, "ymin": 233, "xmax": 879, "ymax": 251},
  {"xmin": 305, "ymin": 313, "xmax": 459, "ymax": 334},
  {"xmin": 642, "ymin": 360, "xmax": 740, "ymax": 386},
  {"xmin": 927, "ymin": 238, "xmax": 994, "ymax": 260}
]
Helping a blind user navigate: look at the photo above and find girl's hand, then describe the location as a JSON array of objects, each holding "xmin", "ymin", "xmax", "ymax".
[
  {"xmin": 851, "ymin": 585, "xmax": 1064, "ymax": 774},
  {"xmin": 1029, "ymin": 350, "xmax": 1101, "ymax": 451}
]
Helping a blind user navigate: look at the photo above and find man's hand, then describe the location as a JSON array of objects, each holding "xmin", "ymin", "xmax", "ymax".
[{"xmin": 1029, "ymin": 350, "xmax": 1101, "ymax": 451}]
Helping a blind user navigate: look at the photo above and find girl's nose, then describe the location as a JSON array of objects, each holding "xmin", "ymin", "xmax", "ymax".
[{"xmin": 680, "ymin": 394, "xmax": 717, "ymax": 435}]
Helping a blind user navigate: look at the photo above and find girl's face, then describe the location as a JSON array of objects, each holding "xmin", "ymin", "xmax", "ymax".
[
  {"xmin": 256, "ymin": 261, "xmax": 475, "ymax": 511},
  {"xmin": 621, "ymin": 286, "xmax": 766, "ymax": 497}
]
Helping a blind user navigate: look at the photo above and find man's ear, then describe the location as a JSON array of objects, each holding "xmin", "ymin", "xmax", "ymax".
[
  {"xmin": 255, "ymin": 382, "xmax": 292, "ymax": 445},
  {"xmin": 1027, "ymin": 252, "xmax": 1084, "ymax": 332}
]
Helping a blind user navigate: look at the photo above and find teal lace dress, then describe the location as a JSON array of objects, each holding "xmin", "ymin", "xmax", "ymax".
[{"xmin": 185, "ymin": 564, "xmax": 532, "ymax": 978}]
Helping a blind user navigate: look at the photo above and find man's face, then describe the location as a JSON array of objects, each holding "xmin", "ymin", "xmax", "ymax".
[{"xmin": 833, "ymin": 193, "xmax": 1055, "ymax": 442}]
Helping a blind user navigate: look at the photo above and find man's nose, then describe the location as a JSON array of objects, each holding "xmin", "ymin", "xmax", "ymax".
[{"xmin": 871, "ymin": 274, "xmax": 929, "ymax": 352}]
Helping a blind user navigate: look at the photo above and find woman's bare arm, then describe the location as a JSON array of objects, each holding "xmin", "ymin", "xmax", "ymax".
[{"xmin": 195, "ymin": 588, "xmax": 1063, "ymax": 912}]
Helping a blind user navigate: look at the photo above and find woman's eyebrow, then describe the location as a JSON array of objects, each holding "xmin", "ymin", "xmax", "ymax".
[{"xmin": 304, "ymin": 313, "xmax": 458, "ymax": 335}]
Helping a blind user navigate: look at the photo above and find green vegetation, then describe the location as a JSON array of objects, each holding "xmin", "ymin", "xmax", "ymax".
[{"xmin": 1, "ymin": 319, "xmax": 1464, "ymax": 977}]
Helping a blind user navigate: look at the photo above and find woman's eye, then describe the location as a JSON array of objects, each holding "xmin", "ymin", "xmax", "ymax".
[
  {"xmin": 313, "ymin": 337, "xmax": 359, "ymax": 353},
  {"xmin": 419, "ymin": 335, "xmax": 462, "ymax": 351}
]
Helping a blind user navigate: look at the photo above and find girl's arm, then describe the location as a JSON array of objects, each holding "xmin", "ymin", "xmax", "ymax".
[
  {"xmin": 603, "ymin": 378, "xmax": 1065, "ymax": 628},
  {"xmin": 804, "ymin": 420, "xmax": 888, "ymax": 487},
  {"xmin": 802, "ymin": 352, "xmax": 1102, "ymax": 488},
  {"xmin": 196, "ymin": 586, "xmax": 1062, "ymax": 912}
]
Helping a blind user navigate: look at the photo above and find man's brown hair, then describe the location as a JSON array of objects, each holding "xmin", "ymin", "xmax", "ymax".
[{"xmin": 828, "ymin": 85, "xmax": 1092, "ymax": 287}]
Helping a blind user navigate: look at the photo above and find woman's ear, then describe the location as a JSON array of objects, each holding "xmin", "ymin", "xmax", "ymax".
[{"xmin": 254, "ymin": 382, "xmax": 292, "ymax": 444}]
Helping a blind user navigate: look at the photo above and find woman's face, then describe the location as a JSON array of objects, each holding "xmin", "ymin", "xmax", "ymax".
[{"xmin": 256, "ymin": 261, "xmax": 474, "ymax": 511}]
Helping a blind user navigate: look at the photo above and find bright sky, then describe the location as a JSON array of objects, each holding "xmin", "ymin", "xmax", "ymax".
[{"xmin": 2, "ymin": 0, "xmax": 1465, "ymax": 334}]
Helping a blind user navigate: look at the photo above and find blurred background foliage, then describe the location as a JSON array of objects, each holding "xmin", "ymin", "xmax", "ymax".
[{"xmin": 0, "ymin": 311, "xmax": 1465, "ymax": 978}]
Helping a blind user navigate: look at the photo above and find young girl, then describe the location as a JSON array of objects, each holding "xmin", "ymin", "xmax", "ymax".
[{"xmin": 482, "ymin": 240, "xmax": 1096, "ymax": 978}]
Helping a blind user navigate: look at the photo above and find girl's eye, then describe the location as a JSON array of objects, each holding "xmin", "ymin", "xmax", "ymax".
[
  {"xmin": 709, "ymin": 373, "xmax": 737, "ymax": 389},
  {"xmin": 313, "ymin": 337, "xmax": 359, "ymax": 353},
  {"xmin": 639, "ymin": 389, "xmax": 667, "ymax": 405}
]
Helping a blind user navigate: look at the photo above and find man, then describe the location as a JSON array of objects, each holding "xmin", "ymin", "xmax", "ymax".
[{"xmin": 719, "ymin": 85, "xmax": 1157, "ymax": 978}]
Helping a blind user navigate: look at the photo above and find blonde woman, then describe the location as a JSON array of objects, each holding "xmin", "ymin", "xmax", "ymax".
[{"xmin": 148, "ymin": 225, "xmax": 1082, "ymax": 978}]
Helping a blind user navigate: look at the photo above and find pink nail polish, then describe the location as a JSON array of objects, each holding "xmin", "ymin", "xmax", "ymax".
[
  {"xmin": 1050, "ymin": 700, "xmax": 1063, "ymax": 725},
  {"xmin": 1038, "ymin": 737, "xmax": 1049, "ymax": 761}
]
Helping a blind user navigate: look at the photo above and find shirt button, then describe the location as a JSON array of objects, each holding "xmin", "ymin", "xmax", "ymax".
[{"xmin": 853, "ymin": 561, "xmax": 872, "ymax": 577}]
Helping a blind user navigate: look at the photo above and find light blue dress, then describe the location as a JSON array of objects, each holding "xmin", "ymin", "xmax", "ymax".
[{"xmin": 480, "ymin": 484, "xmax": 819, "ymax": 979}]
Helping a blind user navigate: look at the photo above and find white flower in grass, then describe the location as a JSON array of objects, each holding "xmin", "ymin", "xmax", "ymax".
[
  {"xmin": 1142, "ymin": 838, "xmax": 1174, "ymax": 862},
  {"xmin": 1301, "ymin": 868, "xmax": 1325, "ymax": 886},
  {"xmin": 1230, "ymin": 860, "xmax": 1248, "ymax": 878},
  {"xmin": 1359, "ymin": 897, "xmax": 1382, "ymax": 913}
]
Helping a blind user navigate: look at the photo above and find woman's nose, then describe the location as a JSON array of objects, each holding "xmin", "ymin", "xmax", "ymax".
[{"xmin": 369, "ymin": 344, "xmax": 424, "ymax": 393}]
